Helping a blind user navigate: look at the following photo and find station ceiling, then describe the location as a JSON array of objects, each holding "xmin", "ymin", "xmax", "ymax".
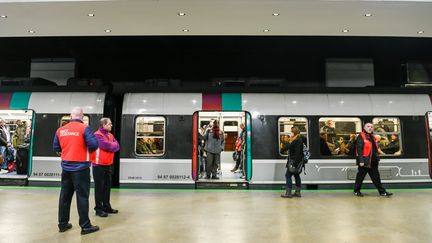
[{"xmin": 0, "ymin": 0, "xmax": 431, "ymax": 38}]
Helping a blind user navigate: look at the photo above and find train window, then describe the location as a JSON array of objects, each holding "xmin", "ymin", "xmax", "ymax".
[
  {"xmin": 372, "ymin": 118, "xmax": 402, "ymax": 156},
  {"xmin": 135, "ymin": 116, "xmax": 165, "ymax": 156},
  {"xmin": 319, "ymin": 117, "xmax": 361, "ymax": 156},
  {"xmin": 278, "ymin": 117, "xmax": 308, "ymax": 156},
  {"xmin": 223, "ymin": 121, "xmax": 238, "ymax": 132},
  {"xmin": 60, "ymin": 115, "xmax": 90, "ymax": 127}
]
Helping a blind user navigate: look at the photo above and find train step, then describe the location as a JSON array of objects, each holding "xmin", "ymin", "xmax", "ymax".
[{"xmin": 195, "ymin": 180, "xmax": 249, "ymax": 189}]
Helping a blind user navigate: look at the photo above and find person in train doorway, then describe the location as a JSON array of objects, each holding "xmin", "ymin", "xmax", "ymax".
[
  {"xmin": 0, "ymin": 118, "xmax": 13, "ymax": 173},
  {"xmin": 353, "ymin": 123, "xmax": 393, "ymax": 197},
  {"xmin": 204, "ymin": 120, "xmax": 224, "ymax": 179},
  {"xmin": 90, "ymin": 118, "xmax": 120, "ymax": 217},
  {"xmin": 281, "ymin": 126, "xmax": 304, "ymax": 198},
  {"xmin": 231, "ymin": 123, "xmax": 245, "ymax": 173},
  {"xmin": 53, "ymin": 107, "xmax": 100, "ymax": 235}
]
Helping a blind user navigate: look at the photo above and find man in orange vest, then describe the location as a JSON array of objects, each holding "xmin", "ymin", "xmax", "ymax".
[
  {"xmin": 90, "ymin": 118, "xmax": 120, "ymax": 217},
  {"xmin": 353, "ymin": 123, "xmax": 393, "ymax": 197},
  {"xmin": 53, "ymin": 107, "xmax": 100, "ymax": 235}
]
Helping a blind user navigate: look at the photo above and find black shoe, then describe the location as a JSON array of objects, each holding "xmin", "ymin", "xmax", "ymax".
[
  {"xmin": 59, "ymin": 223, "xmax": 72, "ymax": 233},
  {"xmin": 211, "ymin": 176, "xmax": 219, "ymax": 179},
  {"xmin": 96, "ymin": 211, "xmax": 108, "ymax": 217},
  {"xmin": 81, "ymin": 225, "xmax": 100, "ymax": 235},
  {"xmin": 105, "ymin": 208, "xmax": 119, "ymax": 214},
  {"xmin": 353, "ymin": 191, "xmax": 364, "ymax": 197},
  {"xmin": 380, "ymin": 192, "xmax": 393, "ymax": 197}
]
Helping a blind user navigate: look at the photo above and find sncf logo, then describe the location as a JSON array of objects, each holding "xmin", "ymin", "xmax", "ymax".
[{"xmin": 59, "ymin": 129, "xmax": 79, "ymax": 137}]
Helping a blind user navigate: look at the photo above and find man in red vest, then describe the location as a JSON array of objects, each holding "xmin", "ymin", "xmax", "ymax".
[
  {"xmin": 353, "ymin": 123, "xmax": 393, "ymax": 197},
  {"xmin": 53, "ymin": 107, "xmax": 100, "ymax": 235},
  {"xmin": 90, "ymin": 118, "xmax": 120, "ymax": 217}
]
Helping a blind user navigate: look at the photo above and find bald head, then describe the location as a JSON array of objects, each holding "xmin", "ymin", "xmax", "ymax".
[
  {"xmin": 70, "ymin": 107, "xmax": 84, "ymax": 120},
  {"xmin": 363, "ymin": 123, "xmax": 373, "ymax": 134}
]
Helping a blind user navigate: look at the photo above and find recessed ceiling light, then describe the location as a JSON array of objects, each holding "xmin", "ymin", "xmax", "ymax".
[
  {"xmin": 342, "ymin": 29, "xmax": 349, "ymax": 33},
  {"xmin": 105, "ymin": 29, "xmax": 111, "ymax": 33},
  {"xmin": 263, "ymin": 29, "xmax": 270, "ymax": 32},
  {"xmin": 182, "ymin": 29, "xmax": 189, "ymax": 32},
  {"xmin": 364, "ymin": 13, "xmax": 372, "ymax": 17},
  {"xmin": 178, "ymin": 12, "xmax": 186, "ymax": 16},
  {"xmin": 272, "ymin": 13, "xmax": 279, "ymax": 16},
  {"xmin": 418, "ymin": 30, "xmax": 424, "ymax": 34},
  {"xmin": 28, "ymin": 30, "xmax": 36, "ymax": 34},
  {"xmin": 0, "ymin": 15, "xmax": 7, "ymax": 18},
  {"xmin": 87, "ymin": 13, "xmax": 95, "ymax": 17}
]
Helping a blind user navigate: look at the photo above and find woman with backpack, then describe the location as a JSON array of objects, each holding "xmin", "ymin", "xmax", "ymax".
[{"xmin": 281, "ymin": 126, "xmax": 304, "ymax": 198}]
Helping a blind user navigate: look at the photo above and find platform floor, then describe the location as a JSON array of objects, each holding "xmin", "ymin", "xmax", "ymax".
[{"xmin": 1, "ymin": 187, "xmax": 431, "ymax": 243}]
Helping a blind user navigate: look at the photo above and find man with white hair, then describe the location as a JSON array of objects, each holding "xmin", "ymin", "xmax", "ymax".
[
  {"xmin": 353, "ymin": 122, "xmax": 393, "ymax": 197},
  {"xmin": 53, "ymin": 107, "xmax": 100, "ymax": 234}
]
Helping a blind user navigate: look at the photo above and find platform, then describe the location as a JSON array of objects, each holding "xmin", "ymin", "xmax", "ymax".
[{"xmin": 1, "ymin": 187, "xmax": 432, "ymax": 243}]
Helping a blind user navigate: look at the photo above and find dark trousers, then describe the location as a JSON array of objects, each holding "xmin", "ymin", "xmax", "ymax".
[
  {"xmin": 92, "ymin": 165, "xmax": 113, "ymax": 213},
  {"xmin": 206, "ymin": 152, "xmax": 220, "ymax": 177},
  {"xmin": 285, "ymin": 170, "xmax": 301, "ymax": 189},
  {"xmin": 354, "ymin": 164, "xmax": 386, "ymax": 194},
  {"xmin": 58, "ymin": 168, "xmax": 91, "ymax": 229}
]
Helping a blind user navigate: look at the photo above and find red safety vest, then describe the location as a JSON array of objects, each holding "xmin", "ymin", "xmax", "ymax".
[
  {"xmin": 356, "ymin": 132, "xmax": 379, "ymax": 166},
  {"xmin": 90, "ymin": 130, "xmax": 115, "ymax": 166},
  {"xmin": 56, "ymin": 121, "xmax": 89, "ymax": 162}
]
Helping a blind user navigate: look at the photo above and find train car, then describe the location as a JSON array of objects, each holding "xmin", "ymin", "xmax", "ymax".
[
  {"xmin": 4, "ymin": 92, "xmax": 106, "ymax": 186},
  {"xmin": 119, "ymin": 92, "xmax": 432, "ymax": 189}
]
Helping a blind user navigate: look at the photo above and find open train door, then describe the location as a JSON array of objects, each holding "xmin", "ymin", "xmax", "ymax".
[
  {"xmin": 426, "ymin": 112, "xmax": 432, "ymax": 179},
  {"xmin": 0, "ymin": 109, "xmax": 35, "ymax": 186},
  {"xmin": 192, "ymin": 111, "xmax": 252, "ymax": 189}
]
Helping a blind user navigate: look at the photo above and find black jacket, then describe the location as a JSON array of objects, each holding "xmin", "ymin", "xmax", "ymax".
[
  {"xmin": 0, "ymin": 127, "xmax": 8, "ymax": 147},
  {"xmin": 281, "ymin": 136, "xmax": 304, "ymax": 167}
]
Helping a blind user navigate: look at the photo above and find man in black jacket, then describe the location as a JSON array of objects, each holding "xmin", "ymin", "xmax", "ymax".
[{"xmin": 353, "ymin": 123, "xmax": 393, "ymax": 197}]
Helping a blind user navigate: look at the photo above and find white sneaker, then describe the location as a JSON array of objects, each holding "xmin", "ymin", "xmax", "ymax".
[{"xmin": 0, "ymin": 169, "xmax": 8, "ymax": 174}]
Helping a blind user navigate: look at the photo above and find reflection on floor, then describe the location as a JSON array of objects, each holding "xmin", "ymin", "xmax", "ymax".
[
  {"xmin": 1, "ymin": 187, "xmax": 432, "ymax": 243},
  {"xmin": 199, "ymin": 151, "xmax": 245, "ymax": 182}
]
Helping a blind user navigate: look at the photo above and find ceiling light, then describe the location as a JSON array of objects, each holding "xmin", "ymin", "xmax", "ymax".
[
  {"xmin": 263, "ymin": 29, "xmax": 270, "ymax": 32},
  {"xmin": 272, "ymin": 13, "xmax": 279, "ymax": 16},
  {"xmin": 0, "ymin": 15, "xmax": 7, "ymax": 18},
  {"xmin": 418, "ymin": 30, "xmax": 424, "ymax": 34},
  {"xmin": 105, "ymin": 29, "xmax": 111, "ymax": 33},
  {"xmin": 342, "ymin": 29, "xmax": 349, "ymax": 33},
  {"xmin": 182, "ymin": 29, "xmax": 189, "ymax": 32},
  {"xmin": 364, "ymin": 13, "xmax": 372, "ymax": 17},
  {"xmin": 178, "ymin": 13, "xmax": 186, "ymax": 16},
  {"xmin": 28, "ymin": 30, "xmax": 36, "ymax": 34},
  {"xmin": 87, "ymin": 13, "xmax": 95, "ymax": 17}
]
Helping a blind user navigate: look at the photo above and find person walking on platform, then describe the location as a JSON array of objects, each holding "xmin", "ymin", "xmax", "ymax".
[
  {"xmin": 353, "ymin": 123, "xmax": 393, "ymax": 197},
  {"xmin": 53, "ymin": 107, "xmax": 100, "ymax": 235},
  {"xmin": 90, "ymin": 118, "xmax": 120, "ymax": 217}
]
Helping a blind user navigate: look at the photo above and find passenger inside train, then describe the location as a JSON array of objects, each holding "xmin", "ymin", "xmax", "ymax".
[{"xmin": 0, "ymin": 110, "xmax": 33, "ymax": 176}]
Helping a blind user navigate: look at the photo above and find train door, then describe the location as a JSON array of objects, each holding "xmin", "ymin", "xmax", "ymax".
[
  {"xmin": 0, "ymin": 109, "xmax": 35, "ymax": 185},
  {"xmin": 192, "ymin": 111, "xmax": 252, "ymax": 188},
  {"xmin": 426, "ymin": 112, "xmax": 432, "ymax": 178}
]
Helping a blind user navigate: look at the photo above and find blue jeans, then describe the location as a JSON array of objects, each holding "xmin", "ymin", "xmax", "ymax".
[
  {"xmin": 285, "ymin": 170, "xmax": 301, "ymax": 189},
  {"xmin": 0, "ymin": 146, "xmax": 6, "ymax": 169}
]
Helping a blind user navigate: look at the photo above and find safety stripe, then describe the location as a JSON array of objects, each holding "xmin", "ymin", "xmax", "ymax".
[
  {"xmin": 95, "ymin": 148, "xmax": 100, "ymax": 164},
  {"xmin": 0, "ymin": 92, "xmax": 13, "ymax": 109},
  {"xmin": 222, "ymin": 93, "xmax": 242, "ymax": 111},
  {"xmin": 10, "ymin": 92, "xmax": 31, "ymax": 109}
]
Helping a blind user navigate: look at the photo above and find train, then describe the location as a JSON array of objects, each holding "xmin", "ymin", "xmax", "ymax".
[{"xmin": 1, "ymin": 89, "xmax": 431, "ymax": 189}]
